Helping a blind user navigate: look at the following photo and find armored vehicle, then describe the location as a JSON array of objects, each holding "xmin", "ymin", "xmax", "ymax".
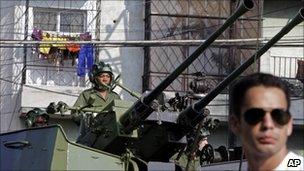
[{"xmin": 1, "ymin": 0, "xmax": 303, "ymax": 170}]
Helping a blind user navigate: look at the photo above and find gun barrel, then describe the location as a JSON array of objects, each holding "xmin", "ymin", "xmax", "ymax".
[
  {"xmin": 143, "ymin": 0, "xmax": 254, "ymax": 105},
  {"xmin": 119, "ymin": 0, "xmax": 254, "ymax": 134},
  {"xmin": 114, "ymin": 82, "xmax": 141, "ymax": 99},
  {"xmin": 178, "ymin": 8, "xmax": 304, "ymax": 128}
]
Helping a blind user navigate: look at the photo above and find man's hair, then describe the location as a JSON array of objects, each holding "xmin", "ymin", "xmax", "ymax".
[{"xmin": 230, "ymin": 73, "xmax": 290, "ymax": 118}]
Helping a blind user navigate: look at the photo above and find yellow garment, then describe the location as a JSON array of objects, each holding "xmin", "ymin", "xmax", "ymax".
[
  {"xmin": 39, "ymin": 33, "xmax": 68, "ymax": 54},
  {"xmin": 51, "ymin": 36, "xmax": 68, "ymax": 50},
  {"xmin": 39, "ymin": 33, "xmax": 52, "ymax": 54}
]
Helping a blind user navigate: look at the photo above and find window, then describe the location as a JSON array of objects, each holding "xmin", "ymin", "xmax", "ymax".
[
  {"xmin": 33, "ymin": 8, "xmax": 86, "ymax": 33},
  {"xmin": 33, "ymin": 9, "xmax": 57, "ymax": 31},
  {"xmin": 60, "ymin": 12, "xmax": 85, "ymax": 33}
]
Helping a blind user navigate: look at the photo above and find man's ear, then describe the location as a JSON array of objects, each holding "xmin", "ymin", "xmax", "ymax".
[{"xmin": 229, "ymin": 114, "xmax": 241, "ymax": 135}]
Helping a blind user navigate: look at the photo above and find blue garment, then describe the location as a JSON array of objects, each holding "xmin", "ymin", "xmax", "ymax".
[{"xmin": 77, "ymin": 44, "xmax": 94, "ymax": 77}]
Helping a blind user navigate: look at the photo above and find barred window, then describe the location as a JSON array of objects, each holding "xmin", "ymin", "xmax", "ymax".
[
  {"xmin": 60, "ymin": 12, "xmax": 85, "ymax": 33},
  {"xmin": 33, "ymin": 8, "xmax": 86, "ymax": 33},
  {"xmin": 33, "ymin": 9, "xmax": 57, "ymax": 31}
]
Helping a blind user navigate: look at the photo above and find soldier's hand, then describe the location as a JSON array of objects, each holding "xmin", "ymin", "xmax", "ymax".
[
  {"xmin": 46, "ymin": 102, "xmax": 57, "ymax": 114},
  {"xmin": 71, "ymin": 109, "xmax": 82, "ymax": 126}
]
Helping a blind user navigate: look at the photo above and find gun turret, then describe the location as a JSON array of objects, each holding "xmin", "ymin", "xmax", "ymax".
[
  {"xmin": 119, "ymin": 0, "xmax": 254, "ymax": 134},
  {"xmin": 78, "ymin": 3, "xmax": 302, "ymax": 164},
  {"xmin": 88, "ymin": 0, "xmax": 254, "ymax": 158}
]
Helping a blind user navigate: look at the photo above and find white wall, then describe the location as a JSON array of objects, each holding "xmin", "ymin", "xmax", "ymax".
[
  {"xmin": 98, "ymin": 0, "xmax": 144, "ymax": 100},
  {"xmin": 0, "ymin": 1, "xmax": 25, "ymax": 133}
]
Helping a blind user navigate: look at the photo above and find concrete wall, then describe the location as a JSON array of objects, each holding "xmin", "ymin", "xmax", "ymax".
[
  {"xmin": 98, "ymin": 1, "xmax": 144, "ymax": 100},
  {"xmin": 0, "ymin": 1, "xmax": 25, "ymax": 133}
]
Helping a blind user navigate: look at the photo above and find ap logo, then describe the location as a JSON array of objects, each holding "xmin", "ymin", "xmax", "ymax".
[{"xmin": 287, "ymin": 159, "xmax": 301, "ymax": 167}]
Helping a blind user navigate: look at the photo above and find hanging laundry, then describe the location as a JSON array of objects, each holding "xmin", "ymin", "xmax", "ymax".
[
  {"xmin": 31, "ymin": 28, "xmax": 43, "ymax": 56},
  {"xmin": 63, "ymin": 49, "xmax": 78, "ymax": 66},
  {"xmin": 39, "ymin": 33, "xmax": 68, "ymax": 55},
  {"xmin": 66, "ymin": 43, "xmax": 80, "ymax": 53},
  {"xmin": 31, "ymin": 28, "xmax": 42, "ymax": 41},
  {"xmin": 31, "ymin": 29, "xmax": 94, "ymax": 68},
  {"xmin": 80, "ymin": 32, "xmax": 92, "ymax": 41},
  {"xmin": 66, "ymin": 44, "xmax": 80, "ymax": 66},
  {"xmin": 65, "ymin": 36, "xmax": 80, "ymax": 66},
  {"xmin": 51, "ymin": 36, "xmax": 68, "ymax": 50},
  {"xmin": 39, "ymin": 33, "xmax": 52, "ymax": 56},
  {"xmin": 78, "ymin": 32, "xmax": 93, "ymax": 76},
  {"xmin": 77, "ymin": 44, "xmax": 94, "ymax": 77}
]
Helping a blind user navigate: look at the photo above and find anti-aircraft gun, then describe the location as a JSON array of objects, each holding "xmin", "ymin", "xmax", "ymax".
[
  {"xmin": 79, "ymin": 3, "xmax": 304, "ymax": 165},
  {"xmin": 73, "ymin": 0, "xmax": 255, "ymax": 161},
  {"xmin": 81, "ymin": 1, "xmax": 304, "ymax": 161},
  {"xmin": 1, "ymin": 0, "xmax": 303, "ymax": 170}
]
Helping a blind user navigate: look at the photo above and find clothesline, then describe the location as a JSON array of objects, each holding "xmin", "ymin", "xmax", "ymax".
[{"xmin": 1, "ymin": 37, "xmax": 303, "ymax": 45}]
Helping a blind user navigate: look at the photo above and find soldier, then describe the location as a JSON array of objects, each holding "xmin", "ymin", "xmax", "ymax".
[
  {"xmin": 229, "ymin": 73, "xmax": 303, "ymax": 171},
  {"xmin": 172, "ymin": 127, "xmax": 210, "ymax": 170},
  {"xmin": 72, "ymin": 61, "xmax": 121, "ymax": 142}
]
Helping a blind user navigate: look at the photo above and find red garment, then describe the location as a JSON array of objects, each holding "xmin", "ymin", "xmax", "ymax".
[{"xmin": 66, "ymin": 44, "xmax": 80, "ymax": 53}]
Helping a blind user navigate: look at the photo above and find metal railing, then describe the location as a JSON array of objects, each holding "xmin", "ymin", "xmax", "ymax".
[
  {"xmin": 271, "ymin": 56, "xmax": 304, "ymax": 79},
  {"xmin": 270, "ymin": 56, "xmax": 304, "ymax": 97},
  {"xmin": 25, "ymin": 64, "xmax": 91, "ymax": 87}
]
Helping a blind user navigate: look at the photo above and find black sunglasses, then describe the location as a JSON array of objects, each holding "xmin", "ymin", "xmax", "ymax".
[{"xmin": 243, "ymin": 108, "xmax": 291, "ymax": 126}]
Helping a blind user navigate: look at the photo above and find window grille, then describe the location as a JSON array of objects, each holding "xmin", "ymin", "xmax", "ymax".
[
  {"xmin": 33, "ymin": 8, "xmax": 86, "ymax": 33},
  {"xmin": 60, "ymin": 12, "xmax": 85, "ymax": 33},
  {"xmin": 33, "ymin": 9, "xmax": 57, "ymax": 31}
]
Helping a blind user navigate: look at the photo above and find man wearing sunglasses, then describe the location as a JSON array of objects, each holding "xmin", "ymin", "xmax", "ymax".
[{"xmin": 229, "ymin": 73, "xmax": 303, "ymax": 171}]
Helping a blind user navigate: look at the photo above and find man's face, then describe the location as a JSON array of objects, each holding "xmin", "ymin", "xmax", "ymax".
[
  {"xmin": 97, "ymin": 72, "xmax": 111, "ymax": 85},
  {"xmin": 232, "ymin": 85, "xmax": 292, "ymax": 158}
]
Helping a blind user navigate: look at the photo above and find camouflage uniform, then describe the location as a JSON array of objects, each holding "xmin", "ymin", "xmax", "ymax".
[
  {"xmin": 171, "ymin": 152, "xmax": 201, "ymax": 171},
  {"xmin": 72, "ymin": 87, "xmax": 120, "ymax": 126},
  {"xmin": 73, "ymin": 88, "xmax": 120, "ymax": 111},
  {"xmin": 73, "ymin": 88, "xmax": 120, "ymax": 144}
]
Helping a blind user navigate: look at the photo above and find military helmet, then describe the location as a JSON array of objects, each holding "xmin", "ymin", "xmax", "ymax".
[
  {"xmin": 89, "ymin": 61, "xmax": 114, "ymax": 90},
  {"xmin": 25, "ymin": 108, "xmax": 49, "ymax": 128}
]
